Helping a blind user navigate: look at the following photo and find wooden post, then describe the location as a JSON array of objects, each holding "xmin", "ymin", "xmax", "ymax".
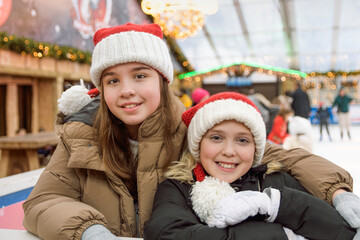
[
  {"xmin": 6, "ymin": 83, "xmax": 18, "ymax": 137},
  {"xmin": 32, "ymin": 79, "xmax": 39, "ymax": 133},
  {"xmin": 0, "ymin": 149, "xmax": 10, "ymax": 177}
]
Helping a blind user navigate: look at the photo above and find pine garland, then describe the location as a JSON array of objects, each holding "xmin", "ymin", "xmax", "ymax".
[{"xmin": 0, "ymin": 31, "xmax": 92, "ymax": 64}]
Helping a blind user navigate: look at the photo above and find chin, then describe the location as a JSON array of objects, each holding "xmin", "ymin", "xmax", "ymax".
[{"xmin": 217, "ymin": 176, "xmax": 236, "ymax": 184}]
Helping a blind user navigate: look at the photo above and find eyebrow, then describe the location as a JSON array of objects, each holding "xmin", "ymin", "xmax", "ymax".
[
  {"xmin": 209, "ymin": 129, "xmax": 252, "ymax": 136},
  {"xmin": 102, "ymin": 66, "xmax": 153, "ymax": 78}
]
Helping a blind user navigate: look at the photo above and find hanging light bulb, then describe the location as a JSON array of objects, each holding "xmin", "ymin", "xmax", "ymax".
[{"xmin": 141, "ymin": 0, "xmax": 218, "ymax": 39}]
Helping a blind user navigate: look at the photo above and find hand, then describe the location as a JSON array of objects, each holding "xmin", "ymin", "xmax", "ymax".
[
  {"xmin": 206, "ymin": 188, "xmax": 281, "ymax": 228},
  {"xmin": 333, "ymin": 192, "xmax": 360, "ymax": 239},
  {"xmin": 81, "ymin": 224, "xmax": 118, "ymax": 240}
]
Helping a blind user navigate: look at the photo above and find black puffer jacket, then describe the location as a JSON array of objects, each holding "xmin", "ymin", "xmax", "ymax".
[
  {"xmin": 144, "ymin": 166, "xmax": 355, "ymax": 240},
  {"xmin": 291, "ymin": 88, "xmax": 311, "ymax": 118}
]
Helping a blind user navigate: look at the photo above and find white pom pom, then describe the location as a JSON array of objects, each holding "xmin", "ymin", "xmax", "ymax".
[
  {"xmin": 57, "ymin": 84, "xmax": 92, "ymax": 115},
  {"xmin": 191, "ymin": 176, "xmax": 235, "ymax": 223},
  {"xmin": 288, "ymin": 116, "xmax": 312, "ymax": 135}
]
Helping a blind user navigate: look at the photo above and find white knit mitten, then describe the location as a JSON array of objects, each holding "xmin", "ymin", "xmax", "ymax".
[
  {"xmin": 207, "ymin": 188, "xmax": 281, "ymax": 228},
  {"xmin": 82, "ymin": 224, "xmax": 118, "ymax": 240},
  {"xmin": 333, "ymin": 192, "xmax": 360, "ymax": 240}
]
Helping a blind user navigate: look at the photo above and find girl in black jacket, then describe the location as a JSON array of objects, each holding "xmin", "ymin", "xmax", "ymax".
[{"xmin": 144, "ymin": 92, "xmax": 355, "ymax": 240}]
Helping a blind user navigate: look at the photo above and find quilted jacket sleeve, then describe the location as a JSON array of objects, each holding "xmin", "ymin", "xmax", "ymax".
[
  {"xmin": 144, "ymin": 179, "xmax": 288, "ymax": 240},
  {"xmin": 261, "ymin": 142, "xmax": 353, "ymax": 204},
  {"xmin": 277, "ymin": 185, "xmax": 355, "ymax": 239},
  {"xmin": 262, "ymin": 172, "xmax": 355, "ymax": 239},
  {"xmin": 22, "ymin": 140, "xmax": 107, "ymax": 240}
]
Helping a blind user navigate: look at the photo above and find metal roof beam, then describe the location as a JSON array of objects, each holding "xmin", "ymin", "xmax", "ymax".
[
  {"xmin": 233, "ymin": 0, "xmax": 254, "ymax": 58},
  {"xmin": 330, "ymin": 0, "xmax": 342, "ymax": 70},
  {"xmin": 277, "ymin": 0, "xmax": 297, "ymax": 70},
  {"xmin": 202, "ymin": 25, "xmax": 222, "ymax": 65}
]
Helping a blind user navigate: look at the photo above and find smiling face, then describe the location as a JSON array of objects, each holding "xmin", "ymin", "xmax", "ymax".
[
  {"xmin": 199, "ymin": 120, "xmax": 256, "ymax": 183},
  {"xmin": 102, "ymin": 62, "xmax": 161, "ymax": 137}
]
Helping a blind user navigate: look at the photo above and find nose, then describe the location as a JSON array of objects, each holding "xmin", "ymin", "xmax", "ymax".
[
  {"xmin": 119, "ymin": 79, "xmax": 135, "ymax": 98},
  {"xmin": 222, "ymin": 141, "xmax": 236, "ymax": 157}
]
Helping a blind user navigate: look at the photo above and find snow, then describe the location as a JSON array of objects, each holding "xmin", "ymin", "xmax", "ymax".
[{"xmin": 310, "ymin": 124, "xmax": 360, "ymax": 196}]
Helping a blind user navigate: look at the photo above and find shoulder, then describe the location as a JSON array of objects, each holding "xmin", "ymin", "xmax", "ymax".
[
  {"xmin": 155, "ymin": 179, "xmax": 192, "ymax": 206},
  {"xmin": 60, "ymin": 121, "xmax": 96, "ymax": 141},
  {"xmin": 159, "ymin": 179, "xmax": 192, "ymax": 193}
]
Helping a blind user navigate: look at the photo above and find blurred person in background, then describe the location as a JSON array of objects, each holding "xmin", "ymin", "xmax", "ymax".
[
  {"xmin": 16, "ymin": 128, "xmax": 27, "ymax": 136},
  {"xmin": 267, "ymin": 108, "xmax": 293, "ymax": 145},
  {"xmin": 191, "ymin": 87, "xmax": 210, "ymax": 106},
  {"xmin": 316, "ymin": 101, "xmax": 332, "ymax": 141},
  {"xmin": 290, "ymin": 82, "xmax": 311, "ymax": 119},
  {"xmin": 173, "ymin": 89, "xmax": 193, "ymax": 109},
  {"xmin": 179, "ymin": 93, "xmax": 193, "ymax": 109},
  {"xmin": 246, "ymin": 88, "xmax": 270, "ymax": 125},
  {"xmin": 332, "ymin": 87, "xmax": 353, "ymax": 140}
]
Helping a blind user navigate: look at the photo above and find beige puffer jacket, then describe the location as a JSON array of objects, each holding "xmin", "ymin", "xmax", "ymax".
[{"xmin": 23, "ymin": 91, "xmax": 187, "ymax": 239}]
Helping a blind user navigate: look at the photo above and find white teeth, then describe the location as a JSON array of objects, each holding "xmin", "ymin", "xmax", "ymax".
[
  {"xmin": 123, "ymin": 104, "xmax": 137, "ymax": 108},
  {"xmin": 217, "ymin": 162, "xmax": 236, "ymax": 169}
]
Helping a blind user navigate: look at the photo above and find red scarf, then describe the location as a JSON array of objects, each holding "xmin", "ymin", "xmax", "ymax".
[{"xmin": 193, "ymin": 163, "xmax": 206, "ymax": 182}]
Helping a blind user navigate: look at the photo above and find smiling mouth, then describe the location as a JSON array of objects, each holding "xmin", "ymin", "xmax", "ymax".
[
  {"xmin": 216, "ymin": 162, "xmax": 238, "ymax": 169},
  {"xmin": 122, "ymin": 103, "xmax": 140, "ymax": 108}
]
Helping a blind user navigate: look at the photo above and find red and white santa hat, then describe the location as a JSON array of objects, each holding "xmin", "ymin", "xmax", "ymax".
[
  {"xmin": 90, "ymin": 23, "xmax": 173, "ymax": 89},
  {"xmin": 182, "ymin": 92, "xmax": 266, "ymax": 166}
]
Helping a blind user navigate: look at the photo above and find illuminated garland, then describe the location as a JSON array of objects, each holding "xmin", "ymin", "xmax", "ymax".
[
  {"xmin": 178, "ymin": 62, "xmax": 307, "ymax": 81},
  {"xmin": 0, "ymin": 30, "xmax": 193, "ymax": 74},
  {"xmin": 308, "ymin": 71, "xmax": 360, "ymax": 78},
  {"xmin": 0, "ymin": 32, "xmax": 92, "ymax": 64},
  {"xmin": 3, "ymin": 30, "xmax": 359, "ymax": 78}
]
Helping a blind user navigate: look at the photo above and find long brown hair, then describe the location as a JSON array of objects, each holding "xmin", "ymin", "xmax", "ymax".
[{"xmin": 93, "ymin": 74, "xmax": 175, "ymax": 196}]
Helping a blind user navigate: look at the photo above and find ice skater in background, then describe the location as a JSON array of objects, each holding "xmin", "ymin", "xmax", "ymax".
[
  {"xmin": 332, "ymin": 87, "xmax": 353, "ymax": 140},
  {"xmin": 316, "ymin": 102, "xmax": 332, "ymax": 141}
]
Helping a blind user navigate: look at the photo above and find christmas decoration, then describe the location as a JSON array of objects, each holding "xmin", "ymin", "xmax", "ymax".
[{"xmin": 0, "ymin": 31, "xmax": 92, "ymax": 64}]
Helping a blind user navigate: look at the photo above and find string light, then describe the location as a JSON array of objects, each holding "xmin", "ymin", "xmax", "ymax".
[{"xmin": 0, "ymin": 32, "xmax": 91, "ymax": 63}]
